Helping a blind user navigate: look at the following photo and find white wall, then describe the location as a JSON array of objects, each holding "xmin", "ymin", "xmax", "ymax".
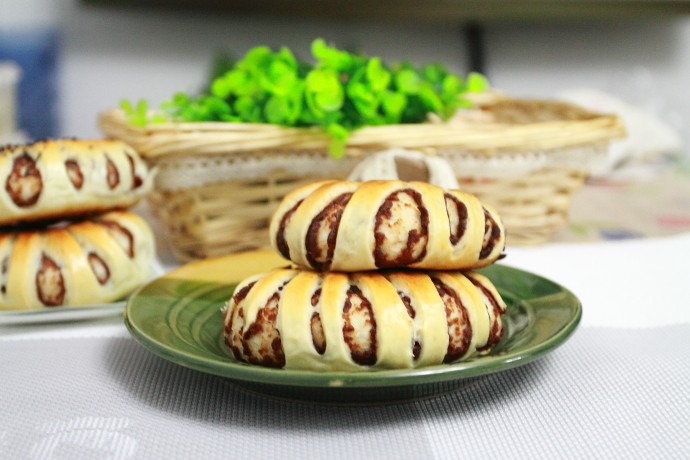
[
  {"xmin": 488, "ymin": 20, "xmax": 690, "ymax": 141},
  {"xmin": 8, "ymin": 0, "xmax": 690, "ymax": 148}
]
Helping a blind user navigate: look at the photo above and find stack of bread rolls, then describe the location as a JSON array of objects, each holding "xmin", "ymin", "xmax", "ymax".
[
  {"xmin": 222, "ymin": 180, "xmax": 508, "ymax": 372},
  {"xmin": 0, "ymin": 139, "xmax": 156, "ymax": 310}
]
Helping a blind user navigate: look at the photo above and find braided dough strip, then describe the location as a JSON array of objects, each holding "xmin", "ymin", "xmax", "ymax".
[
  {"xmin": 0, "ymin": 139, "xmax": 153, "ymax": 225},
  {"xmin": 222, "ymin": 267, "xmax": 507, "ymax": 371},
  {"xmin": 0, "ymin": 210, "xmax": 156, "ymax": 310},
  {"xmin": 270, "ymin": 180, "xmax": 505, "ymax": 272}
]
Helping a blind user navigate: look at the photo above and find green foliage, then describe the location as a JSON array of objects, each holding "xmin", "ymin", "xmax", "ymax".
[{"xmin": 120, "ymin": 38, "xmax": 489, "ymax": 157}]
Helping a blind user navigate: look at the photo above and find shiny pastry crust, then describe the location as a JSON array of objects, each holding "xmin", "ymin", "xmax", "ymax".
[
  {"xmin": 269, "ymin": 180, "xmax": 505, "ymax": 272},
  {"xmin": 0, "ymin": 139, "xmax": 153, "ymax": 225},
  {"xmin": 0, "ymin": 210, "xmax": 155, "ymax": 310},
  {"xmin": 221, "ymin": 268, "xmax": 506, "ymax": 371}
]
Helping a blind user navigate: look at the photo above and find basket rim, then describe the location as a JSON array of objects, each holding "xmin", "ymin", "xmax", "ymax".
[{"xmin": 98, "ymin": 97, "xmax": 626, "ymax": 159}]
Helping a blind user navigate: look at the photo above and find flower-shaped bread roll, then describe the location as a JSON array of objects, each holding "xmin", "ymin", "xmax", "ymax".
[
  {"xmin": 0, "ymin": 210, "xmax": 155, "ymax": 310},
  {"xmin": 0, "ymin": 139, "xmax": 153, "ymax": 226},
  {"xmin": 270, "ymin": 180, "xmax": 505, "ymax": 272},
  {"xmin": 222, "ymin": 268, "xmax": 506, "ymax": 371}
]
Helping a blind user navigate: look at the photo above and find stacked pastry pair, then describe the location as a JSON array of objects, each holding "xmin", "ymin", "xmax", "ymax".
[
  {"xmin": 222, "ymin": 180, "xmax": 508, "ymax": 372},
  {"xmin": 0, "ymin": 139, "xmax": 156, "ymax": 310}
]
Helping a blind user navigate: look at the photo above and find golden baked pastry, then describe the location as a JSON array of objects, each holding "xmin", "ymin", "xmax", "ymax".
[
  {"xmin": 269, "ymin": 180, "xmax": 505, "ymax": 272},
  {"xmin": 0, "ymin": 210, "xmax": 155, "ymax": 310},
  {"xmin": 222, "ymin": 268, "xmax": 507, "ymax": 371},
  {"xmin": 0, "ymin": 139, "xmax": 153, "ymax": 226}
]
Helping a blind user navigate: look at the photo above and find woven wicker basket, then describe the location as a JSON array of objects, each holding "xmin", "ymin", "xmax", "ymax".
[{"xmin": 99, "ymin": 96, "xmax": 626, "ymax": 261}]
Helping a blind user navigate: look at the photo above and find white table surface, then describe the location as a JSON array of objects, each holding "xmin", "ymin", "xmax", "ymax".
[{"xmin": 1, "ymin": 232, "xmax": 689, "ymax": 459}]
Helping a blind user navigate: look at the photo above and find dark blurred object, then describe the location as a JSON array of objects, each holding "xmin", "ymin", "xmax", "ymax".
[
  {"xmin": 81, "ymin": 0, "xmax": 690, "ymax": 22},
  {"xmin": 0, "ymin": 29, "xmax": 60, "ymax": 140},
  {"xmin": 81, "ymin": 0, "xmax": 690, "ymax": 76}
]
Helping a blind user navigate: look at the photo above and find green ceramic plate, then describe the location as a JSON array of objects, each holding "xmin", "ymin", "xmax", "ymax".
[{"xmin": 125, "ymin": 249, "xmax": 581, "ymax": 404}]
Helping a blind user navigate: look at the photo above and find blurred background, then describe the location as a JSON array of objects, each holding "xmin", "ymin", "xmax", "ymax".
[
  {"xmin": 2, "ymin": 0, "xmax": 690, "ymax": 250},
  {"xmin": 1, "ymin": 0, "xmax": 689, "ymax": 156}
]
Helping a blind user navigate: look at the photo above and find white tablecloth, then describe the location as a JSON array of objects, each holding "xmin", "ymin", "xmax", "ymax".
[{"xmin": 2, "ymin": 233, "xmax": 689, "ymax": 459}]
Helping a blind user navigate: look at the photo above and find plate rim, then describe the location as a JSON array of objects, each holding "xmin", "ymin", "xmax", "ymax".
[
  {"xmin": 0, "ymin": 301, "xmax": 126, "ymax": 325},
  {"xmin": 124, "ymin": 257, "xmax": 582, "ymax": 389}
]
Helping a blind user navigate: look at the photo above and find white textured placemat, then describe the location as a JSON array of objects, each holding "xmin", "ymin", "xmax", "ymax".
[
  {"xmin": 506, "ymin": 232, "xmax": 690, "ymax": 328},
  {"xmin": 1, "ymin": 326, "xmax": 688, "ymax": 460}
]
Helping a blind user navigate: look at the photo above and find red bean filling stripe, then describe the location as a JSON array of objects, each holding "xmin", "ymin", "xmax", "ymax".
[
  {"xmin": 0, "ymin": 256, "xmax": 8, "ymax": 295},
  {"xmin": 432, "ymin": 278, "xmax": 472, "ymax": 363},
  {"xmin": 374, "ymin": 189, "xmax": 429, "ymax": 268},
  {"xmin": 242, "ymin": 292, "xmax": 286, "ymax": 368},
  {"xmin": 398, "ymin": 292, "xmax": 421, "ymax": 360},
  {"xmin": 479, "ymin": 208, "xmax": 502, "ymax": 260},
  {"xmin": 36, "ymin": 254, "xmax": 65, "ymax": 307},
  {"xmin": 468, "ymin": 278, "xmax": 504, "ymax": 351},
  {"xmin": 6, "ymin": 152, "xmax": 42, "ymax": 207},
  {"xmin": 65, "ymin": 159, "xmax": 84, "ymax": 190},
  {"xmin": 225, "ymin": 281, "xmax": 257, "ymax": 336},
  {"xmin": 305, "ymin": 193, "xmax": 353, "ymax": 271},
  {"xmin": 225, "ymin": 281, "xmax": 257, "ymax": 360},
  {"xmin": 87, "ymin": 252, "xmax": 111, "ymax": 285},
  {"xmin": 226, "ymin": 309, "xmax": 245, "ymax": 360},
  {"xmin": 444, "ymin": 193, "xmax": 468, "ymax": 245},
  {"xmin": 126, "ymin": 154, "xmax": 144, "ymax": 189},
  {"xmin": 276, "ymin": 199, "xmax": 304, "ymax": 260},
  {"xmin": 98, "ymin": 220, "xmax": 135, "ymax": 258},
  {"xmin": 106, "ymin": 156, "xmax": 120, "ymax": 190},
  {"xmin": 310, "ymin": 287, "xmax": 326, "ymax": 355},
  {"xmin": 342, "ymin": 285, "xmax": 377, "ymax": 366}
]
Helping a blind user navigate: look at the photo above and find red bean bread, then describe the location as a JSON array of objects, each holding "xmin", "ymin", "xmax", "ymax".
[
  {"xmin": 0, "ymin": 139, "xmax": 153, "ymax": 226},
  {"xmin": 0, "ymin": 210, "xmax": 155, "ymax": 310},
  {"xmin": 222, "ymin": 268, "xmax": 506, "ymax": 371},
  {"xmin": 270, "ymin": 180, "xmax": 505, "ymax": 272}
]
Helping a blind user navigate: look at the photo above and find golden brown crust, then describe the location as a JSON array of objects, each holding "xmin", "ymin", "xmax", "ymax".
[
  {"xmin": 222, "ymin": 267, "xmax": 506, "ymax": 371},
  {"xmin": 0, "ymin": 139, "xmax": 153, "ymax": 226},
  {"xmin": 0, "ymin": 210, "xmax": 156, "ymax": 310},
  {"xmin": 270, "ymin": 180, "xmax": 506, "ymax": 272}
]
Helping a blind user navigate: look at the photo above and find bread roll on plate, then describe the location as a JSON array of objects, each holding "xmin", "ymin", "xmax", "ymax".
[
  {"xmin": 270, "ymin": 180, "xmax": 505, "ymax": 272},
  {"xmin": 0, "ymin": 139, "xmax": 153, "ymax": 226},
  {"xmin": 222, "ymin": 267, "xmax": 507, "ymax": 371},
  {"xmin": 0, "ymin": 210, "xmax": 155, "ymax": 310}
]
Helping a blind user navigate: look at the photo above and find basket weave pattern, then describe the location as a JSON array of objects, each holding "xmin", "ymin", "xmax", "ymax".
[{"xmin": 100, "ymin": 98, "xmax": 625, "ymax": 261}]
